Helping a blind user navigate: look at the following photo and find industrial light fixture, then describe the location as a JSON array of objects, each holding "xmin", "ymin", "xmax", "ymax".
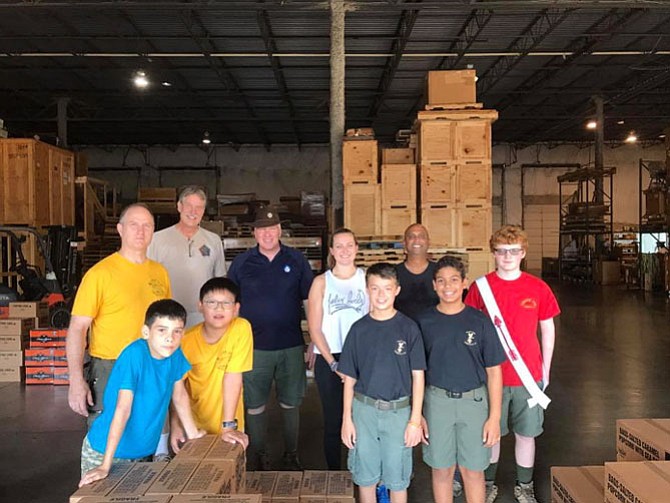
[
  {"xmin": 161, "ymin": 81, "xmax": 172, "ymax": 87},
  {"xmin": 133, "ymin": 70, "xmax": 149, "ymax": 88},
  {"xmin": 624, "ymin": 131, "xmax": 637, "ymax": 143},
  {"xmin": 202, "ymin": 131, "xmax": 211, "ymax": 145},
  {"xmin": 586, "ymin": 120, "xmax": 597, "ymax": 130},
  {"xmin": 659, "ymin": 134, "xmax": 666, "ymax": 139},
  {"xmin": 617, "ymin": 120, "xmax": 625, "ymax": 125},
  {"xmin": 467, "ymin": 63, "xmax": 478, "ymax": 82}
]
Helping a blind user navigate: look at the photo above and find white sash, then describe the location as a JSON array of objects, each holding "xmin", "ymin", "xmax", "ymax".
[{"xmin": 475, "ymin": 277, "xmax": 551, "ymax": 410}]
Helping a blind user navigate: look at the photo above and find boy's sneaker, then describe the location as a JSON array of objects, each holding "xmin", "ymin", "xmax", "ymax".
[
  {"xmin": 282, "ymin": 451, "xmax": 303, "ymax": 471},
  {"xmin": 376, "ymin": 484, "xmax": 390, "ymax": 503},
  {"xmin": 453, "ymin": 479, "xmax": 463, "ymax": 498},
  {"xmin": 485, "ymin": 481, "xmax": 498, "ymax": 503},
  {"xmin": 514, "ymin": 481, "xmax": 538, "ymax": 503}
]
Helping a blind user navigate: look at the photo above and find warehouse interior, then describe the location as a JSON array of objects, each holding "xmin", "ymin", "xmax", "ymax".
[{"xmin": 1, "ymin": 1, "xmax": 670, "ymax": 502}]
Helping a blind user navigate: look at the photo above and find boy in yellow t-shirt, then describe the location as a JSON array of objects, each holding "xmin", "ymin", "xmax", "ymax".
[{"xmin": 170, "ymin": 277, "xmax": 253, "ymax": 451}]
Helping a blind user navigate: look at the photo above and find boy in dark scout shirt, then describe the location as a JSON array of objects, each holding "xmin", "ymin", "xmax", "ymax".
[
  {"xmin": 418, "ymin": 256, "xmax": 505, "ymax": 503},
  {"xmin": 339, "ymin": 262, "xmax": 426, "ymax": 503}
]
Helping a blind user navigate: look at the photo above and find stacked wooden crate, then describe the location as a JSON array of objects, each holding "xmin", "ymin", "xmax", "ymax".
[
  {"xmin": 343, "ymin": 134, "xmax": 380, "ymax": 237},
  {"xmin": 380, "ymin": 148, "xmax": 416, "ymax": 236}
]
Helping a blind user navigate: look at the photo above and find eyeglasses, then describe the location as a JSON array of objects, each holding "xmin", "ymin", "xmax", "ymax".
[
  {"xmin": 494, "ymin": 248, "xmax": 524, "ymax": 257},
  {"xmin": 202, "ymin": 299, "xmax": 235, "ymax": 310}
]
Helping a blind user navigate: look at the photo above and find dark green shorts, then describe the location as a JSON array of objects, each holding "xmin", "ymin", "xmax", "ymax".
[
  {"xmin": 243, "ymin": 346, "xmax": 306, "ymax": 409},
  {"xmin": 500, "ymin": 382, "xmax": 544, "ymax": 437},
  {"xmin": 85, "ymin": 357, "xmax": 115, "ymax": 429},
  {"xmin": 422, "ymin": 385, "xmax": 491, "ymax": 472}
]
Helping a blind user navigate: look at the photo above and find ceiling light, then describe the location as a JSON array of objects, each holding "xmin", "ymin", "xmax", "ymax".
[
  {"xmin": 617, "ymin": 120, "xmax": 625, "ymax": 125},
  {"xmin": 161, "ymin": 81, "xmax": 172, "ymax": 87},
  {"xmin": 586, "ymin": 120, "xmax": 597, "ymax": 130},
  {"xmin": 202, "ymin": 131, "xmax": 211, "ymax": 145},
  {"xmin": 659, "ymin": 134, "xmax": 666, "ymax": 139},
  {"xmin": 133, "ymin": 70, "xmax": 149, "ymax": 88},
  {"xmin": 625, "ymin": 132, "xmax": 637, "ymax": 143}
]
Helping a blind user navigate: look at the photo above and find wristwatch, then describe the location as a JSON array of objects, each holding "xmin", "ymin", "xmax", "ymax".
[
  {"xmin": 222, "ymin": 419, "xmax": 238, "ymax": 430},
  {"xmin": 329, "ymin": 360, "xmax": 339, "ymax": 372}
]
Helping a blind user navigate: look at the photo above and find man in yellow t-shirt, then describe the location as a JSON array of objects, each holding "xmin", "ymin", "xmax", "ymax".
[
  {"xmin": 66, "ymin": 204, "xmax": 171, "ymax": 426},
  {"xmin": 171, "ymin": 277, "xmax": 252, "ymax": 450}
]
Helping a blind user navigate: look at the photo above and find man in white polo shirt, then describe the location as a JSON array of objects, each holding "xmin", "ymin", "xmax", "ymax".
[{"xmin": 148, "ymin": 185, "xmax": 226, "ymax": 328}]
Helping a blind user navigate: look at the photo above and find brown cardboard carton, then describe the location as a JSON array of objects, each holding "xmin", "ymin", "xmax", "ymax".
[
  {"xmin": 0, "ymin": 318, "xmax": 34, "ymax": 336},
  {"xmin": 0, "ymin": 366, "xmax": 23, "ymax": 382},
  {"xmin": 174, "ymin": 434, "xmax": 218, "ymax": 460},
  {"xmin": 272, "ymin": 472, "xmax": 302, "ymax": 501},
  {"xmin": 605, "ymin": 461, "xmax": 670, "ymax": 502},
  {"xmin": 244, "ymin": 471, "xmax": 277, "ymax": 502},
  {"xmin": 76, "ymin": 496, "xmax": 172, "ymax": 503},
  {"xmin": 427, "ymin": 70, "xmax": 477, "ymax": 105},
  {"xmin": 0, "ymin": 335, "xmax": 25, "ymax": 351},
  {"xmin": 9, "ymin": 301, "xmax": 49, "ymax": 322},
  {"xmin": 326, "ymin": 472, "xmax": 354, "ymax": 499},
  {"xmin": 25, "ymin": 365, "xmax": 55, "ymax": 384},
  {"xmin": 70, "ymin": 463, "xmax": 135, "ymax": 502},
  {"xmin": 616, "ymin": 419, "xmax": 670, "ymax": 461},
  {"xmin": 0, "ymin": 350, "xmax": 22, "ymax": 366},
  {"xmin": 29, "ymin": 328, "xmax": 67, "ymax": 347},
  {"xmin": 145, "ymin": 459, "xmax": 200, "ymax": 495},
  {"xmin": 107, "ymin": 462, "xmax": 167, "ymax": 497},
  {"xmin": 170, "ymin": 496, "xmax": 262, "ymax": 503},
  {"xmin": 550, "ymin": 465, "xmax": 604, "ymax": 502},
  {"xmin": 181, "ymin": 460, "xmax": 235, "ymax": 495},
  {"xmin": 300, "ymin": 471, "xmax": 328, "ymax": 497},
  {"xmin": 205, "ymin": 438, "xmax": 246, "ymax": 492}
]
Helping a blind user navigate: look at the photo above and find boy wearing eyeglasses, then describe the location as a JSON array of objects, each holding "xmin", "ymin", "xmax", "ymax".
[
  {"xmin": 170, "ymin": 277, "xmax": 253, "ymax": 452},
  {"xmin": 464, "ymin": 225, "xmax": 560, "ymax": 503}
]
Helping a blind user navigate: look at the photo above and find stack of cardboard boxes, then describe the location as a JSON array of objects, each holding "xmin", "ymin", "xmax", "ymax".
[
  {"xmin": 70, "ymin": 435, "xmax": 356, "ymax": 503},
  {"xmin": 0, "ymin": 301, "xmax": 48, "ymax": 382},
  {"xmin": 550, "ymin": 418, "xmax": 670, "ymax": 502}
]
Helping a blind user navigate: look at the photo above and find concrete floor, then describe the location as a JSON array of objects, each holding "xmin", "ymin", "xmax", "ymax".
[{"xmin": 2, "ymin": 281, "xmax": 670, "ymax": 503}]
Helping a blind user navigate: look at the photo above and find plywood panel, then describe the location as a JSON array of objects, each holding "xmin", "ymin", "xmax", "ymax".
[
  {"xmin": 420, "ymin": 164, "xmax": 455, "ymax": 205},
  {"xmin": 455, "ymin": 162, "xmax": 492, "ymax": 204},
  {"xmin": 524, "ymin": 203, "xmax": 560, "ymax": 273},
  {"xmin": 457, "ymin": 204, "xmax": 493, "ymax": 249},
  {"xmin": 418, "ymin": 121, "xmax": 454, "ymax": 162},
  {"xmin": 343, "ymin": 140, "xmax": 378, "ymax": 183},
  {"xmin": 381, "ymin": 164, "xmax": 416, "ymax": 208},
  {"xmin": 420, "ymin": 204, "xmax": 456, "ymax": 247},
  {"xmin": 381, "ymin": 207, "xmax": 416, "ymax": 236},
  {"xmin": 344, "ymin": 183, "xmax": 381, "ymax": 237},
  {"xmin": 454, "ymin": 120, "xmax": 491, "ymax": 160}
]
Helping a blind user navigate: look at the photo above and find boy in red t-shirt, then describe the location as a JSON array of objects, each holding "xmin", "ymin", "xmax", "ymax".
[{"xmin": 465, "ymin": 225, "xmax": 560, "ymax": 503}]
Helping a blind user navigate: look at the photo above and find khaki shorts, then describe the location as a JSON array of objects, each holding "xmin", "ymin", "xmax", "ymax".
[
  {"xmin": 80, "ymin": 436, "xmax": 150, "ymax": 476},
  {"xmin": 500, "ymin": 382, "xmax": 544, "ymax": 437},
  {"xmin": 422, "ymin": 385, "xmax": 491, "ymax": 472}
]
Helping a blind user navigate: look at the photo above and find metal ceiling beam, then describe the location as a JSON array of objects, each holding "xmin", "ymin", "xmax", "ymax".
[
  {"xmin": 368, "ymin": 0, "xmax": 421, "ymax": 119},
  {"xmin": 256, "ymin": 6, "xmax": 301, "ymax": 145},
  {"xmin": 477, "ymin": 8, "xmax": 572, "ymax": 95},
  {"xmin": 178, "ymin": 8, "xmax": 271, "ymax": 148}
]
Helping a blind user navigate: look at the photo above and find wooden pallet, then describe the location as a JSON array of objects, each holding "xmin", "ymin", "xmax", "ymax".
[
  {"xmin": 425, "ymin": 102, "xmax": 483, "ymax": 111},
  {"xmin": 417, "ymin": 109, "xmax": 498, "ymax": 121}
]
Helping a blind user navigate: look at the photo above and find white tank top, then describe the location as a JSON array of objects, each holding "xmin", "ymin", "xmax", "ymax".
[{"xmin": 316, "ymin": 268, "xmax": 369, "ymax": 354}]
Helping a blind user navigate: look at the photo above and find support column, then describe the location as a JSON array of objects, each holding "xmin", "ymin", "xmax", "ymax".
[
  {"xmin": 593, "ymin": 95, "xmax": 604, "ymax": 202},
  {"xmin": 57, "ymin": 97, "xmax": 70, "ymax": 148},
  {"xmin": 330, "ymin": 0, "xmax": 345, "ymax": 228}
]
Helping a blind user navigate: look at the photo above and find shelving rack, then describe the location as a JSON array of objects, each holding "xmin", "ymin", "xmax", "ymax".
[
  {"xmin": 638, "ymin": 159, "xmax": 669, "ymax": 291},
  {"xmin": 558, "ymin": 167, "xmax": 615, "ymax": 283}
]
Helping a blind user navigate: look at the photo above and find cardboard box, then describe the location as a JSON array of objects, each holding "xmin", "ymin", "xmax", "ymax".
[
  {"xmin": 426, "ymin": 69, "xmax": 477, "ymax": 105},
  {"xmin": 29, "ymin": 328, "xmax": 67, "ymax": 347},
  {"xmin": 244, "ymin": 472, "xmax": 278, "ymax": 501},
  {"xmin": 107, "ymin": 463, "xmax": 168, "ymax": 497},
  {"xmin": 0, "ymin": 306, "xmax": 9, "ymax": 319},
  {"xmin": 550, "ymin": 465, "xmax": 604, "ymax": 503},
  {"xmin": 70, "ymin": 463, "xmax": 135, "ymax": 502},
  {"xmin": 174, "ymin": 434, "xmax": 218, "ymax": 461},
  {"xmin": 326, "ymin": 472, "xmax": 354, "ymax": 499},
  {"xmin": 0, "ymin": 350, "xmax": 23, "ymax": 366},
  {"xmin": 0, "ymin": 335, "xmax": 26, "ymax": 351},
  {"xmin": 300, "ymin": 471, "xmax": 328, "ymax": 498},
  {"xmin": 24, "ymin": 348, "xmax": 67, "ymax": 366},
  {"xmin": 605, "ymin": 461, "xmax": 670, "ymax": 503},
  {"xmin": 9, "ymin": 301, "xmax": 49, "ymax": 321},
  {"xmin": 0, "ymin": 366, "xmax": 23, "ymax": 382},
  {"xmin": 76, "ymin": 496, "xmax": 172, "ymax": 503},
  {"xmin": 381, "ymin": 148, "xmax": 415, "ymax": 165},
  {"xmin": 53, "ymin": 366, "xmax": 70, "ymax": 385},
  {"xmin": 180, "ymin": 460, "xmax": 235, "ymax": 495},
  {"xmin": 170, "ymin": 496, "xmax": 262, "ymax": 503},
  {"xmin": 205, "ymin": 438, "xmax": 246, "ymax": 492},
  {"xmin": 617, "ymin": 419, "xmax": 670, "ymax": 461},
  {"xmin": 0, "ymin": 318, "xmax": 35, "ymax": 336},
  {"xmin": 145, "ymin": 460, "xmax": 200, "ymax": 495},
  {"xmin": 272, "ymin": 472, "xmax": 302, "ymax": 502},
  {"xmin": 26, "ymin": 366, "xmax": 55, "ymax": 384}
]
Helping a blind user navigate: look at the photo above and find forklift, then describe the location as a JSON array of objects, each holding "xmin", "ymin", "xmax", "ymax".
[{"xmin": 0, "ymin": 226, "xmax": 80, "ymax": 328}]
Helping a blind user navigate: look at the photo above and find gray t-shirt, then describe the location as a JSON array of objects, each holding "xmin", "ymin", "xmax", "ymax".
[{"xmin": 147, "ymin": 225, "xmax": 226, "ymax": 327}]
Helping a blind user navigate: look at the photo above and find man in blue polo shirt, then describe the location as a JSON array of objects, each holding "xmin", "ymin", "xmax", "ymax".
[{"xmin": 228, "ymin": 206, "xmax": 313, "ymax": 471}]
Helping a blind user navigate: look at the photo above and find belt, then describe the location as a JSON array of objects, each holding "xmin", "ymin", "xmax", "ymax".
[
  {"xmin": 354, "ymin": 393, "xmax": 410, "ymax": 410},
  {"xmin": 428, "ymin": 384, "xmax": 480, "ymax": 400}
]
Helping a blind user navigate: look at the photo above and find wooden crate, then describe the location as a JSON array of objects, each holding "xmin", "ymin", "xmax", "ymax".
[
  {"xmin": 0, "ymin": 139, "xmax": 75, "ymax": 226},
  {"xmin": 456, "ymin": 204, "xmax": 492, "ymax": 249},
  {"xmin": 381, "ymin": 148, "xmax": 415, "ymax": 165},
  {"xmin": 344, "ymin": 183, "xmax": 381, "ymax": 237},
  {"xmin": 455, "ymin": 162, "xmax": 492, "ymax": 204},
  {"xmin": 138, "ymin": 186, "xmax": 178, "ymax": 214},
  {"xmin": 454, "ymin": 120, "xmax": 492, "ymax": 160},
  {"xmin": 381, "ymin": 164, "xmax": 416, "ymax": 208},
  {"xmin": 466, "ymin": 250, "xmax": 494, "ymax": 279},
  {"xmin": 420, "ymin": 204, "xmax": 456, "ymax": 247},
  {"xmin": 343, "ymin": 139, "xmax": 378, "ymax": 183},
  {"xmin": 426, "ymin": 69, "xmax": 477, "ymax": 105},
  {"xmin": 381, "ymin": 206, "xmax": 416, "ymax": 236},
  {"xmin": 419, "ymin": 164, "xmax": 455, "ymax": 205},
  {"xmin": 418, "ymin": 120, "xmax": 454, "ymax": 162}
]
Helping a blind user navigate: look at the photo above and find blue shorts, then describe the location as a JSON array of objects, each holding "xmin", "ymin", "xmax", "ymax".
[{"xmin": 347, "ymin": 395, "xmax": 413, "ymax": 492}]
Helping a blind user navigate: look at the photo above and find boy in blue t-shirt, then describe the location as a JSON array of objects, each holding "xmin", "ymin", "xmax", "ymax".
[
  {"xmin": 417, "ymin": 256, "xmax": 505, "ymax": 503},
  {"xmin": 339, "ymin": 262, "xmax": 426, "ymax": 503},
  {"xmin": 79, "ymin": 299, "xmax": 204, "ymax": 487}
]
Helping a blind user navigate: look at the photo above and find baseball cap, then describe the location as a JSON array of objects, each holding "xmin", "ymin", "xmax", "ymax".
[{"xmin": 252, "ymin": 206, "xmax": 281, "ymax": 228}]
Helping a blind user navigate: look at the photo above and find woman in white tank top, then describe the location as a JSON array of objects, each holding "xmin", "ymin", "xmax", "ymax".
[{"xmin": 307, "ymin": 228, "xmax": 369, "ymax": 469}]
